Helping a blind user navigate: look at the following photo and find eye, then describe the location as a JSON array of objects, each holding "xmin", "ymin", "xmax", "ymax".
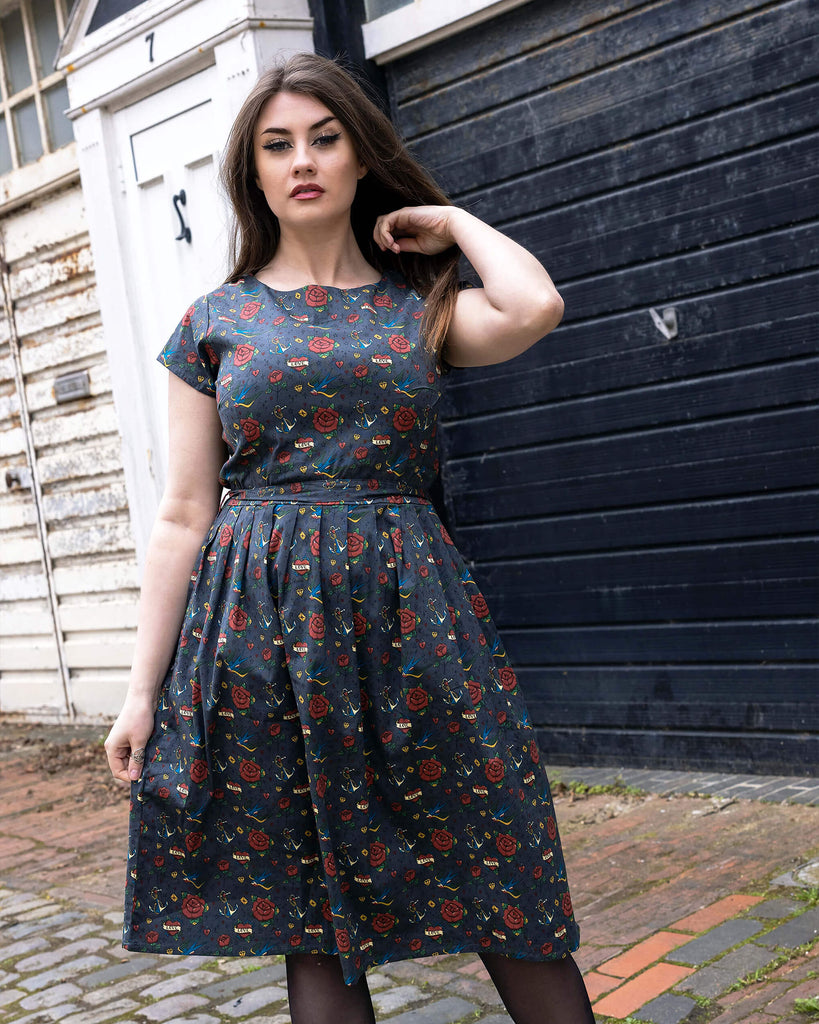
[
  {"xmin": 262, "ymin": 139, "xmax": 290, "ymax": 152},
  {"xmin": 314, "ymin": 133, "xmax": 341, "ymax": 147}
]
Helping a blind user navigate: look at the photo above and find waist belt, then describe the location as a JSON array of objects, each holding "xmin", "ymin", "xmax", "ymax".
[{"xmin": 220, "ymin": 479, "xmax": 430, "ymax": 509}]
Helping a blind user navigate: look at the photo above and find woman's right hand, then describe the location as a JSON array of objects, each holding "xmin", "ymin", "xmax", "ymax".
[{"xmin": 104, "ymin": 693, "xmax": 157, "ymax": 784}]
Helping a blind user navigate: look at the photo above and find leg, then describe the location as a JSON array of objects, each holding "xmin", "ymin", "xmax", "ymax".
[
  {"xmin": 285, "ymin": 951, "xmax": 376, "ymax": 1024},
  {"xmin": 479, "ymin": 950, "xmax": 595, "ymax": 1024}
]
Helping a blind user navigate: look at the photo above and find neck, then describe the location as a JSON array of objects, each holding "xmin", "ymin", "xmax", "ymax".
[{"xmin": 260, "ymin": 219, "xmax": 379, "ymax": 289}]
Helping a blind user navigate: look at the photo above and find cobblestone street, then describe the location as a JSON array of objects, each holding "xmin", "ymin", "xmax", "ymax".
[{"xmin": 1, "ymin": 724, "xmax": 817, "ymax": 1023}]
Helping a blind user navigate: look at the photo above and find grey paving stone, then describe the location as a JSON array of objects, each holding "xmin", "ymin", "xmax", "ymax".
[
  {"xmin": 667, "ymin": 919, "xmax": 762, "ymax": 965},
  {"xmin": 375, "ymin": 961, "xmax": 457, "ymax": 986},
  {"xmin": 756, "ymin": 906, "xmax": 819, "ymax": 948},
  {"xmin": 140, "ymin": 970, "xmax": 222, "ymax": 1000},
  {"xmin": 82, "ymin": 973, "xmax": 164, "ymax": 1006},
  {"xmin": 745, "ymin": 898, "xmax": 802, "ymax": 919},
  {"xmin": 0, "ymin": 987, "xmax": 25, "ymax": 1008},
  {"xmin": 0, "ymin": 898, "xmax": 51, "ymax": 918},
  {"xmin": 634, "ymin": 992, "xmax": 698, "ymax": 1024},
  {"xmin": 52, "ymin": 922, "xmax": 103, "ymax": 941},
  {"xmin": 477, "ymin": 1016, "xmax": 514, "ymax": 1024},
  {"xmin": 0, "ymin": 935, "xmax": 50, "ymax": 960},
  {"xmin": 157, "ymin": 953, "xmax": 221, "ymax": 973},
  {"xmin": 371, "ymin": 983, "xmax": 430, "ymax": 1014},
  {"xmin": 15, "ymin": 937, "xmax": 109, "ymax": 973},
  {"xmin": 3, "ymin": 912, "xmax": 84, "ymax": 940},
  {"xmin": 9, "ymin": 1003, "xmax": 80, "ymax": 1023},
  {"xmin": 16, "ymin": 904, "xmax": 71, "ymax": 922},
  {"xmin": 78, "ymin": 956, "xmax": 164, "ymax": 987},
  {"xmin": 378, "ymin": 996, "xmax": 480, "ymax": 1024},
  {"xmin": 196, "ymin": 963, "xmax": 287, "ymax": 1000},
  {"xmin": 18, "ymin": 983, "xmax": 84, "ymax": 1010},
  {"xmin": 137, "ymin": 993, "xmax": 210, "ymax": 1021},
  {"xmin": 160, "ymin": 1017, "xmax": 222, "ymax": 1024},
  {"xmin": 17, "ymin": 954, "xmax": 110, "ymax": 991},
  {"xmin": 59, "ymin": 999, "xmax": 141, "ymax": 1024},
  {"xmin": 677, "ymin": 943, "xmax": 778, "ymax": 998},
  {"xmin": 216, "ymin": 984, "xmax": 289, "ymax": 1018}
]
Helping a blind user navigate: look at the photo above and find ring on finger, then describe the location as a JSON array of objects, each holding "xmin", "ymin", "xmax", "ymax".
[{"xmin": 132, "ymin": 748, "xmax": 146, "ymax": 764}]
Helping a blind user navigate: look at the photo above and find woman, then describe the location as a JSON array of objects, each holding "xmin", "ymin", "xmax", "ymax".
[{"xmin": 104, "ymin": 53, "xmax": 594, "ymax": 1024}]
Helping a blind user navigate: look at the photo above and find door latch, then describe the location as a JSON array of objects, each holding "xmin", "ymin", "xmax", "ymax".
[{"xmin": 173, "ymin": 189, "xmax": 192, "ymax": 243}]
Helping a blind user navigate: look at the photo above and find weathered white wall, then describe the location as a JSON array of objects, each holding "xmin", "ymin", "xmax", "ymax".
[{"xmin": 0, "ymin": 170, "xmax": 139, "ymax": 721}]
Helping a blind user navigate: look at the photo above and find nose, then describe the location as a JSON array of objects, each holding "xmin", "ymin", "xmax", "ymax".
[{"xmin": 291, "ymin": 141, "xmax": 316, "ymax": 176}]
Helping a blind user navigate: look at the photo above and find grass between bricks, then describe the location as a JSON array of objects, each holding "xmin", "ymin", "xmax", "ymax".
[{"xmin": 794, "ymin": 995, "xmax": 819, "ymax": 1018}]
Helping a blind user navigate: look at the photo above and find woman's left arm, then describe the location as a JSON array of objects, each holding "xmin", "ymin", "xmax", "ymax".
[{"xmin": 374, "ymin": 205, "xmax": 564, "ymax": 367}]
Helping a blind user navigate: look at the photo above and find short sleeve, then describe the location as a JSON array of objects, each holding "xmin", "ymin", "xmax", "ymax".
[
  {"xmin": 156, "ymin": 293, "xmax": 217, "ymax": 396},
  {"xmin": 439, "ymin": 279, "xmax": 476, "ymax": 375}
]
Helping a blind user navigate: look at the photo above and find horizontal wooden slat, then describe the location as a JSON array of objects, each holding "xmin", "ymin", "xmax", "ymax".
[
  {"xmin": 456, "ymin": 491, "xmax": 819, "ymax": 557},
  {"xmin": 503, "ymin": 620, "xmax": 818, "ymax": 664},
  {"xmin": 527, "ymin": 701, "xmax": 819, "ymax": 732}
]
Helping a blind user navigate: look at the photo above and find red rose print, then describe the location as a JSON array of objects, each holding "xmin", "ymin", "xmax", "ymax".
[
  {"xmin": 154, "ymin": 855, "xmax": 164, "ymax": 867},
  {"xmin": 373, "ymin": 293, "xmax": 392, "ymax": 308},
  {"xmin": 330, "ymin": 571, "xmax": 343, "ymax": 586},
  {"xmin": 378, "ymin": 571, "xmax": 388, "ymax": 584},
  {"xmin": 410, "ymin": 938, "xmax": 422, "ymax": 951},
  {"xmin": 269, "ymin": 722, "xmax": 281, "ymax": 736},
  {"xmin": 158, "ymin": 786, "xmax": 170, "ymax": 798},
  {"xmin": 240, "ymin": 417, "xmax": 260, "ymax": 441},
  {"xmin": 354, "ymin": 446, "xmax": 368, "ymax": 460},
  {"xmin": 504, "ymin": 906, "xmax": 525, "ymax": 930},
  {"xmin": 419, "ymin": 758, "xmax": 442, "ymax": 781},
  {"xmin": 541, "ymin": 941, "xmax": 553, "ymax": 955},
  {"xmin": 218, "ymin": 859, "xmax": 230, "ymax": 871},
  {"xmin": 441, "ymin": 899, "xmax": 464, "ymax": 923},
  {"xmin": 530, "ymin": 739, "xmax": 540, "ymax": 765},
  {"xmin": 496, "ymin": 834, "xmax": 517, "ymax": 858},
  {"xmin": 181, "ymin": 306, "xmax": 194, "ymax": 325},
  {"xmin": 251, "ymin": 897, "xmax": 276, "ymax": 921},
  {"xmin": 533, "ymin": 865, "xmax": 543, "ymax": 879},
  {"xmin": 340, "ymin": 808, "xmax": 353, "ymax": 821},
  {"xmin": 185, "ymin": 832, "xmax": 203, "ymax": 852},
  {"xmin": 562, "ymin": 893, "xmax": 573, "ymax": 917},
  {"xmin": 268, "ymin": 529, "xmax": 283, "ymax": 554},
  {"xmin": 305, "ymin": 285, "xmax": 328, "ymax": 307},
  {"xmin": 485, "ymin": 758, "xmax": 505, "ymax": 783},
  {"xmin": 337, "ymin": 653, "xmax": 350, "ymax": 667},
  {"xmin": 219, "ymin": 525, "xmax": 233, "ymax": 546},
  {"xmin": 290, "ymin": 935, "xmax": 301, "ymax": 947},
  {"xmin": 388, "ymin": 334, "xmax": 410, "ymax": 353},
  {"xmin": 546, "ymin": 816, "xmax": 557, "ymax": 840},
  {"xmin": 310, "ymin": 534, "xmax": 321, "ymax": 558},
  {"xmin": 269, "ymin": 369, "xmax": 283, "ymax": 383},
  {"xmin": 204, "ymin": 342, "xmax": 218, "ymax": 366},
  {"xmin": 277, "ymin": 450, "xmax": 291, "ymax": 463},
  {"xmin": 347, "ymin": 532, "xmax": 365, "ymax": 557},
  {"xmin": 323, "ymin": 852, "xmax": 336, "ymax": 877},
  {"xmin": 309, "ymin": 613, "xmax": 325, "ymax": 640},
  {"xmin": 406, "ymin": 687, "xmax": 428, "ymax": 711},
  {"xmin": 308, "ymin": 336, "xmax": 335, "ymax": 353},
  {"xmin": 228, "ymin": 606, "xmax": 248, "ymax": 631},
  {"xmin": 431, "ymin": 829, "xmax": 453, "ymax": 851},
  {"xmin": 240, "ymin": 301, "xmax": 261, "ymax": 320},
  {"xmin": 248, "ymin": 830, "xmax": 269, "ymax": 851},
  {"xmin": 309, "ymin": 694, "xmax": 330, "ymax": 719},
  {"xmin": 354, "ymin": 363, "xmax": 368, "ymax": 378},
  {"xmin": 239, "ymin": 759, "xmax": 261, "ymax": 783},
  {"xmin": 370, "ymin": 910, "xmax": 395, "ymax": 936},
  {"xmin": 467, "ymin": 680, "xmax": 482, "ymax": 705},
  {"xmin": 393, "ymin": 406, "xmax": 417, "ymax": 432},
  {"xmin": 497, "ymin": 710, "xmax": 507, "ymax": 725},
  {"xmin": 348, "ymin": 312, "xmax": 360, "ymax": 323},
  {"xmin": 218, "ymin": 934, "xmax": 230, "ymax": 947},
  {"xmin": 353, "ymin": 612, "xmax": 368, "ymax": 636},
  {"xmin": 390, "ymin": 528, "xmax": 403, "ymax": 552},
  {"xmin": 449, "ymin": 722, "xmax": 461, "ymax": 734},
  {"xmin": 145, "ymin": 929, "xmax": 159, "ymax": 943},
  {"xmin": 232, "ymin": 685, "xmax": 251, "ymax": 709},
  {"xmin": 369, "ymin": 842, "xmax": 386, "ymax": 867},
  {"xmin": 499, "ymin": 666, "xmax": 517, "ymax": 691},
  {"xmin": 343, "ymin": 734, "xmax": 354, "ymax": 748},
  {"xmin": 435, "ymin": 643, "xmax": 447, "ymax": 657},
  {"xmin": 471, "ymin": 594, "xmax": 489, "ymax": 618},
  {"xmin": 404, "ymin": 869, "xmax": 415, "ymax": 882},
  {"xmin": 313, "ymin": 407, "xmax": 339, "ymax": 433},
  {"xmin": 420, "ymin": 566, "xmax": 429, "ymax": 577},
  {"xmin": 182, "ymin": 895, "xmax": 205, "ymax": 919},
  {"xmin": 440, "ymin": 523, "xmax": 454, "ymax": 545},
  {"xmin": 190, "ymin": 759, "xmax": 208, "ymax": 784},
  {"xmin": 234, "ymin": 344, "xmax": 254, "ymax": 366},
  {"xmin": 399, "ymin": 609, "xmax": 416, "ymax": 634},
  {"xmin": 335, "ymin": 928, "xmax": 350, "ymax": 951}
]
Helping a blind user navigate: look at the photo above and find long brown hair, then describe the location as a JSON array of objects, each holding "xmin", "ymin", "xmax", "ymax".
[{"xmin": 220, "ymin": 53, "xmax": 460, "ymax": 356}]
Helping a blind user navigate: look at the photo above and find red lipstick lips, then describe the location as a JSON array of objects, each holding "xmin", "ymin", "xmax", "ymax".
[{"xmin": 290, "ymin": 183, "xmax": 325, "ymax": 198}]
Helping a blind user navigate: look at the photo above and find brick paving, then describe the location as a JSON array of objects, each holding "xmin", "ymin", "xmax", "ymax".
[{"xmin": 0, "ymin": 723, "xmax": 817, "ymax": 1022}]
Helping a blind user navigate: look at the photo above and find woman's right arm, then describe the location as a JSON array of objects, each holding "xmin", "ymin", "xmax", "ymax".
[{"xmin": 104, "ymin": 373, "xmax": 227, "ymax": 784}]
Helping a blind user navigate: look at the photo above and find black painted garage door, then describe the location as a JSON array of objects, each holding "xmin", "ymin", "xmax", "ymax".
[{"xmin": 382, "ymin": 0, "xmax": 819, "ymax": 773}]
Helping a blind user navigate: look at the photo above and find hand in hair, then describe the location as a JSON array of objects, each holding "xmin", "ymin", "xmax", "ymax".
[{"xmin": 374, "ymin": 205, "xmax": 459, "ymax": 256}]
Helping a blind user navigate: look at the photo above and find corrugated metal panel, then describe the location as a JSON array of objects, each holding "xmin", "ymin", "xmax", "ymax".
[
  {"xmin": 0, "ymin": 180, "xmax": 138, "ymax": 721},
  {"xmin": 384, "ymin": 0, "xmax": 819, "ymax": 771}
]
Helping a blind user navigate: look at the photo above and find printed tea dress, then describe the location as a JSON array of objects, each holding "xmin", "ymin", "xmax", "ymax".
[{"xmin": 122, "ymin": 268, "xmax": 580, "ymax": 985}]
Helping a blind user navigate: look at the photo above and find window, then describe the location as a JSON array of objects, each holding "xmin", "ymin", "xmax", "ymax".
[{"xmin": 0, "ymin": 0, "xmax": 72, "ymax": 175}]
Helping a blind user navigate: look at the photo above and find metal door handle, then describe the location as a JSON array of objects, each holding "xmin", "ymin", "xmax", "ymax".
[{"xmin": 173, "ymin": 190, "xmax": 191, "ymax": 243}]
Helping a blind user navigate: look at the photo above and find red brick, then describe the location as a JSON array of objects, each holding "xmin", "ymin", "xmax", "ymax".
[
  {"xmin": 583, "ymin": 971, "xmax": 619, "ymax": 1001},
  {"xmin": 592, "ymin": 963, "xmax": 694, "ymax": 1018},
  {"xmin": 670, "ymin": 894, "xmax": 764, "ymax": 933},
  {"xmin": 597, "ymin": 931, "xmax": 695, "ymax": 978}
]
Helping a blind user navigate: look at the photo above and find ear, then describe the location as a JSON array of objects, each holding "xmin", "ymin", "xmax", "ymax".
[{"xmin": 357, "ymin": 162, "xmax": 368, "ymax": 180}]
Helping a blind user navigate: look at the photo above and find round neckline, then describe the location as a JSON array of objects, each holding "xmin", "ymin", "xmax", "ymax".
[{"xmin": 246, "ymin": 270, "xmax": 389, "ymax": 295}]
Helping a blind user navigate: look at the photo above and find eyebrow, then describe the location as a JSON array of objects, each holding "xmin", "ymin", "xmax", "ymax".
[{"xmin": 260, "ymin": 115, "xmax": 338, "ymax": 136}]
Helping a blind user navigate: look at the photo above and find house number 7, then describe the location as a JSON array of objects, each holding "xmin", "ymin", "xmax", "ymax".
[{"xmin": 145, "ymin": 32, "xmax": 155, "ymax": 63}]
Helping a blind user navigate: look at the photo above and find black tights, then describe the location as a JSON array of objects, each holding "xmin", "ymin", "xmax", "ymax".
[{"xmin": 285, "ymin": 949, "xmax": 595, "ymax": 1024}]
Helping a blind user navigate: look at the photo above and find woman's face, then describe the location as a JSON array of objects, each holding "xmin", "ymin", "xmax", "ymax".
[{"xmin": 253, "ymin": 90, "xmax": 366, "ymax": 230}]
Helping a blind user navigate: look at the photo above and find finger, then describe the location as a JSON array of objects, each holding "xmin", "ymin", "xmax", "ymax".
[
  {"xmin": 129, "ymin": 745, "xmax": 147, "ymax": 782},
  {"xmin": 105, "ymin": 743, "xmax": 131, "ymax": 785}
]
